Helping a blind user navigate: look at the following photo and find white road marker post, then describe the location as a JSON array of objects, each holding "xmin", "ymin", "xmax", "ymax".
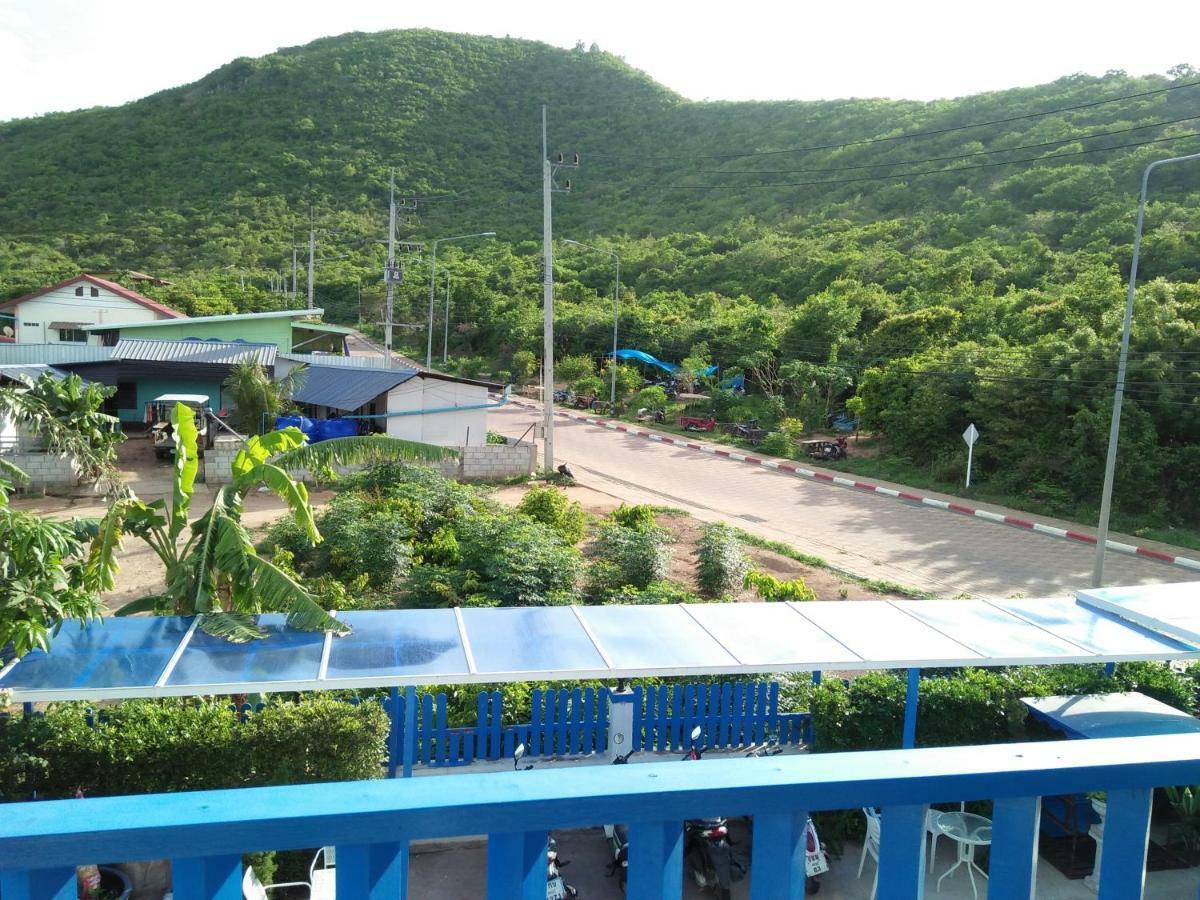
[{"xmin": 963, "ymin": 422, "xmax": 979, "ymax": 489}]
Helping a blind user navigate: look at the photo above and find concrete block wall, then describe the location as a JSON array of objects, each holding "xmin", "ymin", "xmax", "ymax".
[
  {"xmin": 5, "ymin": 451, "xmax": 81, "ymax": 489},
  {"xmin": 202, "ymin": 436, "xmax": 537, "ymax": 486}
]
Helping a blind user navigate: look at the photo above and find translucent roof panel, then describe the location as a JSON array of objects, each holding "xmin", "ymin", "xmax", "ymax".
[
  {"xmin": 325, "ymin": 610, "xmax": 468, "ymax": 682},
  {"xmin": 683, "ymin": 603, "xmax": 862, "ymax": 668},
  {"xmin": 461, "ymin": 606, "xmax": 605, "ymax": 675},
  {"xmin": 1077, "ymin": 582, "xmax": 1200, "ymax": 646},
  {"xmin": 0, "ymin": 617, "xmax": 191, "ymax": 695},
  {"xmin": 895, "ymin": 600, "xmax": 1091, "ymax": 660},
  {"xmin": 991, "ymin": 597, "xmax": 1195, "ymax": 658},
  {"xmin": 1023, "ymin": 692, "xmax": 1200, "ymax": 740},
  {"xmin": 166, "ymin": 615, "xmax": 324, "ymax": 688},
  {"xmin": 579, "ymin": 605, "xmax": 738, "ymax": 671},
  {"xmin": 796, "ymin": 601, "xmax": 982, "ymax": 665}
]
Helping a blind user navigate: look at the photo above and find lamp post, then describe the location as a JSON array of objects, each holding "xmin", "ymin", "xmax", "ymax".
[
  {"xmin": 426, "ymin": 232, "xmax": 495, "ymax": 368},
  {"xmin": 564, "ymin": 239, "xmax": 621, "ymax": 405},
  {"xmin": 1092, "ymin": 151, "xmax": 1200, "ymax": 588}
]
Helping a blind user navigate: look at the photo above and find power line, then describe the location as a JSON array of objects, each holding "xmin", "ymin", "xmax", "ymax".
[
  {"xmin": 666, "ymin": 132, "xmax": 1200, "ymax": 191},
  {"xmin": 693, "ymin": 114, "xmax": 1200, "ymax": 177},
  {"xmin": 587, "ymin": 78, "xmax": 1200, "ymax": 165}
]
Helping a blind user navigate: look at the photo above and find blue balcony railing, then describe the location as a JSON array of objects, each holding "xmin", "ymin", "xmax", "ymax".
[{"xmin": 3, "ymin": 733, "xmax": 1199, "ymax": 899}]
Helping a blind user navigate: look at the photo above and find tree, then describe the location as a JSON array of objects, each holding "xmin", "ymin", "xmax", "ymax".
[
  {"xmin": 555, "ymin": 354, "xmax": 595, "ymax": 385},
  {"xmin": 0, "ymin": 373, "xmax": 122, "ymax": 491},
  {"xmin": 0, "ymin": 460, "xmax": 104, "ymax": 656},
  {"xmin": 90, "ymin": 403, "xmax": 455, "ymax": 642},
  {"xmin": 223, "ymin": 362, "xmax": 306, "ymax": 435},
  {"xmin": 510, "ymin": 350, "xmax": 537, "ymax": 384}
]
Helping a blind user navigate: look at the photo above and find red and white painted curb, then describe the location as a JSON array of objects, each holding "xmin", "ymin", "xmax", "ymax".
[{"xmin": 514, "ymin": 400, "xmax": 1200, "ymax": 573}]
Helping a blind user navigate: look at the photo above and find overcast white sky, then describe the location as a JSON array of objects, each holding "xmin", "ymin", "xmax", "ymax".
[{"xmin": 1, "ymin": 0, "xmax": 1197, "ymax": 122}]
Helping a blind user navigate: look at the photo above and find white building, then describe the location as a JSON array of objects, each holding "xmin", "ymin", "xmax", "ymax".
[
  {"xmin": 0, "ymin": 274, "xmax": 183, "ymax": 346},
  {"xmin": 286, "ymin": 362, "xmax": 499, "ymax": 447}
]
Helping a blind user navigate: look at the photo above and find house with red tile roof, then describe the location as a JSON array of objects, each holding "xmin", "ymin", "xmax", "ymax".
[{"xmin": 0, "ymin": 274, "xmax": 183, "ymax": 346}]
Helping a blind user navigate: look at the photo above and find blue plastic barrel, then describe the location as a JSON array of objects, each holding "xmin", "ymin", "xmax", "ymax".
[
  {"xmin": 275, "ymin": 415, "xmax": 317, "ymax": 439},
  {"xmin": 316, "ymin": 418, "xmax": 358, "ymax": 442}
]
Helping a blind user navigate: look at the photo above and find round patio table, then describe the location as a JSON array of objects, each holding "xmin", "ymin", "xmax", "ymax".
[{"xmin": 935, "ymin": 810, "xmax": 991, "ymax": 899}]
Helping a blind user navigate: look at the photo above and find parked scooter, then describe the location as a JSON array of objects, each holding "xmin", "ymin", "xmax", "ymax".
[
  {"xmin": 681, "ymin": 726, "xmax": 746, "ymax": 899},
  {"xmin": 745, "ymin": 739, "xmax": 828, "ymax": 894},
  {"xmin": 602, "ymin": 746, "xmax": 638, "ymax": 892},
  {"xmin": 513, "ymin": 745, "xmax": 580, "ymax": 899}
]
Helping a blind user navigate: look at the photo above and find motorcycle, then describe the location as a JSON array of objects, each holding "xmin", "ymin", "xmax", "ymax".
[
  {"xmin": 513, "ymin": 745, "xmax": 580, "ymax": 899},
  {"xmin": 682, "ymin": 726, "xmax": 746, "ymax": 900},
  {"xmin": 744, "ymin": 738, "xmax": 828, "ymax": 895},
  {"xmin": 602, "ymin": 746, "xmax": 638, "ymax": 892}
]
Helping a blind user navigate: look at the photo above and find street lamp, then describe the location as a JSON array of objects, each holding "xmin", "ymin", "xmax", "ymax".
[
  {"xmin": 427, "ymin": 231, "xmax": 495, "ymax": 368},
  {"xmin": 563, "ymin": 239, "xmax": 621, "ymax": 405},
  {"xmin": 1092, "ymin": 151, "xmax": 1200, "ymax": 587}
]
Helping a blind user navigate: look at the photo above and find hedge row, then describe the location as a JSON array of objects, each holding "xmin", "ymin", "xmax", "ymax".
[{"xmin": 0, "ymin": 694, "xmax": 389, "ymax": 802}]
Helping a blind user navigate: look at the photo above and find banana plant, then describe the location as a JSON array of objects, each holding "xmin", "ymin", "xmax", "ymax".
[{"xmin": 89, "ymin": 403, "xmax": 454, "ymax": 642}]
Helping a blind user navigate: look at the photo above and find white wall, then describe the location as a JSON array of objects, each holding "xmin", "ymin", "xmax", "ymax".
[
  {"xmin": 14, "ymin": 284, "xmax": 164, "ymax": 345},
  {"xmin": 384, "ymin": 377, "xmax": 489, "ymax": 447}
]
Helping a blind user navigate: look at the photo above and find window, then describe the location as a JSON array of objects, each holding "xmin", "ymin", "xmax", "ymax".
[
  {"xmin": 57, "ymin": 328, "xmax": 87, "ymax": 343},
  {"xmin": 75, "ymin": 286, "xmax": 84, "ymax": 296},
  {"xmin": 114, "ymin": 382, "xmax": 137, "ymax": 409},
  {"xmin": 90, "ymin": 287, "xmax": 99, "ymax": 297}
]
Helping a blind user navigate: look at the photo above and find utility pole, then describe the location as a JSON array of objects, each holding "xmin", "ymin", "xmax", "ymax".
[
  {"xmin": 442, "ymin": 271, "xmax": 451, "ymax": 363},
  {"xmin": 384, "ymin": 169, "xmax": 397, "ymax": 356},
  {"xmin": 1092, "ymin": 150, "xmax": 1200, "ymax": 587},
  {"xmin": 291, "ymin": 236, "xmax": 298, "ymax": 299},
  {"xmin": 426, "ymin": 231, "xmax": 494, "ymax": 369},
  {"xmin": 540, "ymin": 104, "xmax": 578, "ymax": 471},
  {"xmin": 306, "ymin": 207, "xmax": 315, "ymax": 310}
]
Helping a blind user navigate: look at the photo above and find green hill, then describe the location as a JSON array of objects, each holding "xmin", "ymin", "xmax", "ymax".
[{"xmin": 2, "ymin": 30, "xmax": 1199, "ymax": 538}]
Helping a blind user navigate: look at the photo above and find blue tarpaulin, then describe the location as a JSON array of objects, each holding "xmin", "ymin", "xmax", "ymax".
[{"xmin": 608, "ymin": 349, "xmax": 678, "ymax": 373}]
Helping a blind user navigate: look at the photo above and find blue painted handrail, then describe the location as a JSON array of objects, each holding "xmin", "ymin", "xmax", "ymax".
[{"xmin": 3, "ymin": 734, "xmax": 1198, "ymax": 899}]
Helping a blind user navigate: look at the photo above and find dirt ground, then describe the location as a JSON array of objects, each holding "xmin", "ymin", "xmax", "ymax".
[
  {"xmin": 11, "ymin": 434, "xmax": 335, "ymax": 612},
  {"xmin": 489, "ymin": 482, "xmax": 907, "ymax": 602}
]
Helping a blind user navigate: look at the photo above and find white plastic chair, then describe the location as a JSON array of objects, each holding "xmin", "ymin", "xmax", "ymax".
[
  {"xmin": 857, "ymin": 807, "xmax": 881, "ymax": 900},
  {"xmin": 242, "ymin": 847, "xmax": 335, "ymax": 899}
]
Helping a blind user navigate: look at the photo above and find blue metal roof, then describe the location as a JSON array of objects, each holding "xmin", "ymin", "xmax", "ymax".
[
  {"xmin": 291, "ymin": 365, "xmax": 417, "ymax": 412},
  {"xmin": 1, "ymin": 585, "xmax": 1197, "ymax": 702},
  {"xmin": 0, "ymin": 363, "xmax": 71, "ymax": 384}
]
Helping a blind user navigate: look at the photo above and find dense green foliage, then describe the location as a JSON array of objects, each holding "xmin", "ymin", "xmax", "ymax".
[
  {"xmin": 1, "ymin": 31, "xmax": 1199, "ymax": 528},
  {"xmin": 587, "ymin": 521, "xmax": 674, "ymax": 597},
  {"xmin": 517, "ymin": 484, "xmax": 587, "ymax": 544},
  {"xmin": 695, "ymin": 521, "xmax": 750, "ymax": 597}
]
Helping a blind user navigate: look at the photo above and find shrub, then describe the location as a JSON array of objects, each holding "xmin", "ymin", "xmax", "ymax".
[
  {"xmin": 511, "ymin": 350, "xmax": 537, "ymax": 384},
  {"xmin": 590, "ymin": 522, "xmax": 673, "ymax": 592},
  {"xmin": 695, "ymin": 522, "xmax": 749, "ymax": 597},
  {"xmin": 744, "ymin": 570, "xmax": 816, "ymax": 601},
  {"xmin": 518, "ymin": 485, "xmax": 587, "ymax": 544},
  {"xmin": 572, "ymin": 374, "xmax": 604, "ymax": 398},
  {"xmin": 486, "ymin": 430, "xmax": 508, "ymax": 445},
  {"xmin": 556, "ymin": 354, "xmax": 595, "ymax": 385},
  {"xmin": 456, "ymin": 514, "xmax": 582, "ymax": 605},
  {"xmin": 310, "ymin": 494, "xmax": 415, "ymax": 588},
  {"xmin": 609, "ymin": 503, "xmax": 658, "ymax": 532},
  {"xmin": 759, "ymin": 417, "xmax": 806, "ymax": 458},
  {"xmin": 632, "ymin": 386, "xmax": 669, "ymax": 412},
  {"xmin": 605, "ymin": 580, "xmax": 705, "ymax": 604},
  {"xmin": 0, "ymin": 695, "xmax": 388, "ymax": 802}
]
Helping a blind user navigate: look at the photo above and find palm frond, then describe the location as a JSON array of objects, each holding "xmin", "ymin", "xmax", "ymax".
[
  {"xmin": 87, "ymin": 499, "xmax": 133, "ymax": 592},
  {"xmin": 0, "ymin": 457, "xmax": 29, "ymax": 486},
  {"xmin": 114, "ymin": 594, "xmax": 173, "ymax": 616},
  {"xmin": 242, "ymin": 554, "xmax": 349, "ymax": 635},
  {"xmin": 270, "ymin": 434, "xmax": 456, "ymax": 473},
  {"xmin": 254, "ymin": 462, "xmax": 319, "ymax": 543},
  {"xmin": 198, "ymin": 612, "xmax": 267, "ymax": 643}
]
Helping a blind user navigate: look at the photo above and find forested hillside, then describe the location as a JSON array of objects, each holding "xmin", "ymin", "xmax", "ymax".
[{"xmin": 1, "ymin": 30, "xmax": 1199, "ymax": 537}]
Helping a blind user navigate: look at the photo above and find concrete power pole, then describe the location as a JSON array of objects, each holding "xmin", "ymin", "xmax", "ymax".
[
  {"xmin": 291, "ymin": 244, "xmax": 298, "ymax": 299},
  {"xmin": 306, "ymin": 207, "xmax": 316, "ymax": 310},
  {"xmin": 541, "ymin": 104, "xmax": 555, "ymax": 472},
  {"xmin": 384, "ymin": 169, "xmax": 397, "ymax": 356}
]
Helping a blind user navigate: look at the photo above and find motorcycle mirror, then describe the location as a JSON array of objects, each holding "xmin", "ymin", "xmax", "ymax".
[
  {"xmin": 690, "ymin": 725, "xmax": 702, "ymax": 743},
  {"xmin": 514, "ymin": 744, "xmax": 526, "ymax": 768}
]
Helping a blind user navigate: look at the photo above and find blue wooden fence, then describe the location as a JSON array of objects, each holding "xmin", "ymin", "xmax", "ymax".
[
  {"xmin": 386, "ymin": 680, "xmax": 809, "ymax": 770},
  {"xmin": 631, "ymin": 680, "xmax": 807, "ymax": 751}
]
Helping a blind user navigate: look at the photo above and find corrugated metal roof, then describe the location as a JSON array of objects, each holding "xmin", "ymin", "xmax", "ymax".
[
  {"xmin": 0, "ymin": 344, "xmax": 112, "ymax": 365},
  {"xmin": 112, "ymin": 339, "xmax": 277, "ymax": 366},
  {"xmin": 84, "ymin": 308, "xmax": 324, "ymax": 331},
  {"xmin": 0, "ymin": 364, "xmax": 71, "ymax": 385},
  {"xmin": 291, "ymin": 365, "xmax": 417, "ymax": 412}
]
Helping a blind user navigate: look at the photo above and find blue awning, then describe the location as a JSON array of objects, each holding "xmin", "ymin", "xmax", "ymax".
[
  {"xmin": 291, "ymin": 365, "xmax": 417, "ymax": 412},
  {"xmin": 608, "ymin": 349, "xmax": 678, "ymax": 373}
]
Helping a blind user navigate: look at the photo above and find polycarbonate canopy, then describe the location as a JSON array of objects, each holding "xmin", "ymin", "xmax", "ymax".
[{"xmin": 2, "ymin": 587, "xmax": 1198, "ymax": 702}]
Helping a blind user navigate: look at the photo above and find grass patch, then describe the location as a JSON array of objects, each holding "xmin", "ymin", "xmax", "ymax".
[{"xmin": 732, "ymin": 527, "xmax": 932, "ymax": 600}]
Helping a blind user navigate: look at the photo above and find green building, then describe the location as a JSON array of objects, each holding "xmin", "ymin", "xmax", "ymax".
[{"xmin": 82, "ymin": 308, "xmax": 352, "ymax": 354}]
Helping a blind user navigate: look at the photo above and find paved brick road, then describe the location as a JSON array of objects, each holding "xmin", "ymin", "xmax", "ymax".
[{"xmin": 488, "ymin": 404, "xmax": 1186, "ymax": 598}]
